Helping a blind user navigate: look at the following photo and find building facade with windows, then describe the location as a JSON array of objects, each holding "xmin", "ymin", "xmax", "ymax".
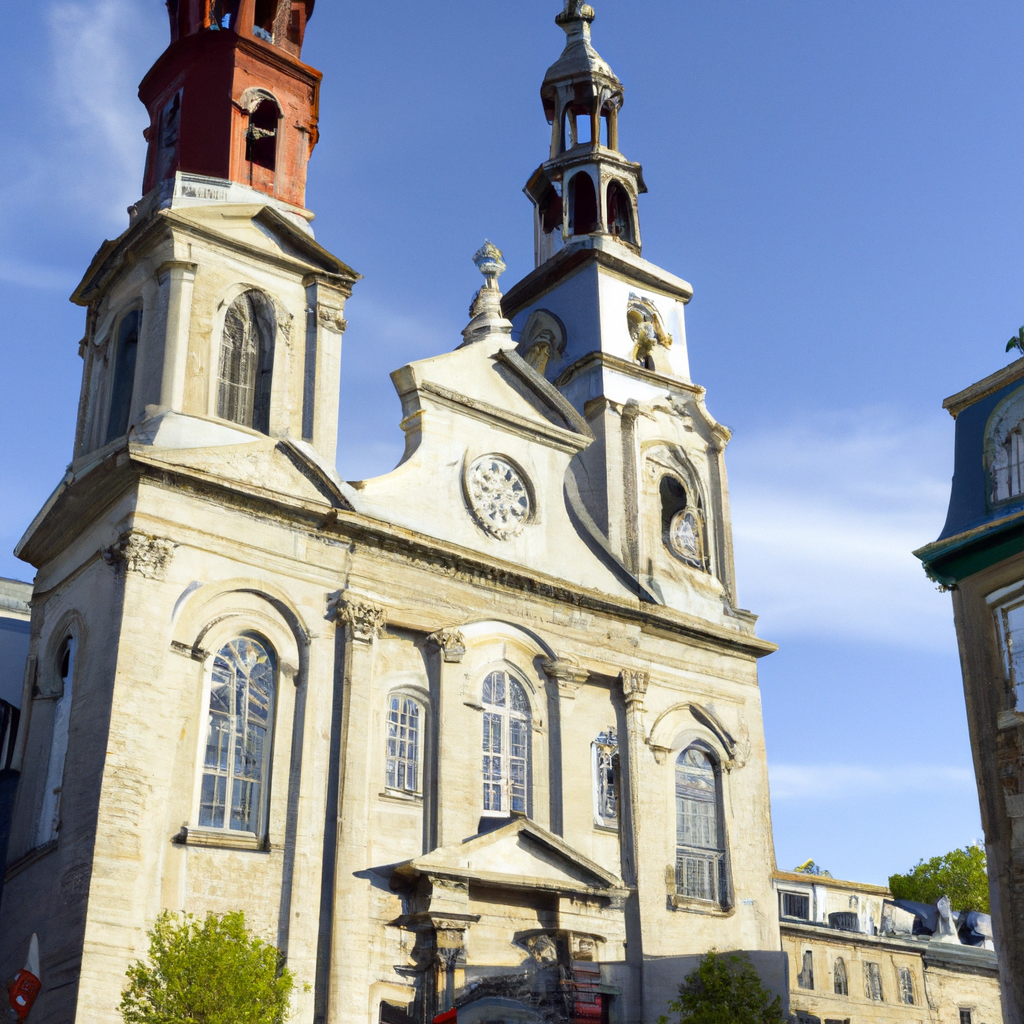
[
  {"xmin": 916, "ymin": 358, "xmax": 1024, "ymax": 1022},
  {"xmin": 0, "ymin": 3, "xmax": 788, "ymax": 1023},
  {"xmin": 774, "ymin": 873, "xmax": 1003, "ymax": 1024}
]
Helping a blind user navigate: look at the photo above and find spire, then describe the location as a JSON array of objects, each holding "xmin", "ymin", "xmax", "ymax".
[
  {"xmin": 524, "ymin": 2, "xmax": 647, "ymax": 267},
  {"xmin": 140, "ymin": 1, "xmax": 321, "ymax": 208},
  {"xmin": 460, "ymin": 242, "xmax": 513, "ymax": 347}
]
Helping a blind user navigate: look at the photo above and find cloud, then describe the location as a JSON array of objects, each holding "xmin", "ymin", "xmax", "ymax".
[
  {"xmin": 769, "ymin": 762, "xmax": 974, "ymax": 801},
  {"xmin": 0, "ymin": 259, "xmax": 77, "ymax": 292},
  {"xmin": 728, "ymin": 409, "xmax": 956, "ymax": 649}
]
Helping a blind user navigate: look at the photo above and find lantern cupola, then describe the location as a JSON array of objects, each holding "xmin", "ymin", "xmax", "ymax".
[
  {"xmin": 140, "ymin": 0, "xmax": 320, "ymax": 209},
  {"xmin": 526, "ymin": 0, "xmax": 647, "ymax": 266}
]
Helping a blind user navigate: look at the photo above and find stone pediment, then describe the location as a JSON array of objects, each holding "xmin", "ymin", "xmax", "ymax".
[
  {"xmin": 392, "ymin": 819, "xmax": 625, "ymax": 897},
  {"xmin": 134, "ymin": 434, "xmax": 354, "ymax": 510}
]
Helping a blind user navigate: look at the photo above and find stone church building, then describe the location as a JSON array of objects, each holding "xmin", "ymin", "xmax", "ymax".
[{"xmin": 0, "ymin": 2, "xmax": 792, "ymax": 1022}]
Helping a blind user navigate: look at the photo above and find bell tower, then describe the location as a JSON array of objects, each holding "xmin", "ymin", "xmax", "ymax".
[
  {"xmin": 526, "ymin": 0, "xmax": 647, "ymax": 266},
  {"xmin": 142, "ymin": 0, "xmax": 319, "ymax": 207}
]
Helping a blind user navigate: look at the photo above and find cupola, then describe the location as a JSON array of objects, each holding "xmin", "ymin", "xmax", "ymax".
[
  {"xmin": 140, "ymin": 0, "xmax": 321, "ymax": 208},
  {"xmin": 525, "ymin": 0, "xmax": 647, "ymax": 266}
]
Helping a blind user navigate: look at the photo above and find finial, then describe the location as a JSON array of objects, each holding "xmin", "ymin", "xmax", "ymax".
[
  {"xmin": 556, "ymin": 0, "xmax": 595, "ymax": 25},
  {"xmin": 460, "ymin": 241, "xmax": 513, "ymax": 348},
  {"xmin": 473, "ymin": 241, "xmax": 506, "ymax": 291}
]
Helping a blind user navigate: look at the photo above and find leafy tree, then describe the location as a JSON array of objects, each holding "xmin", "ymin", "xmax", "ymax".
[
  {"xmin": 1008, "ymin": 326, "xmax": 1024, "ymax": 357},
  {"xmin": 120, "ymin": 910, "xmax": 293, "ymax": 1024},
  {"xmin": 888, "ymin": 844, "xmax": 990, "ymax": 913},
  {"xmin": 657, "ymin": 950, "xmax": 786, "ymax": 1024}
]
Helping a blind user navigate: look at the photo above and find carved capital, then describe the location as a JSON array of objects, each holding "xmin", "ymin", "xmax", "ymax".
[
  {"xmin": 316, "ymin": 304, "xmax": 348, "ymax": 334},
  {"xmin": 542, "ymin": 656, "xmax": 589, "ymax": 687},
  {"xmin": 327, "ymin": 593, "xmax": 386, "ymax": 643},
  {"xmin": 428, "ymin": 628, "xmax": 466, "ymax": 664},
  {"xmin": 102, "ymin": 531, "xmax": 176, "ymax": 581},
  {"xmin": 620, "ymin": 669, "xmax": 649, "ymax": 705}
]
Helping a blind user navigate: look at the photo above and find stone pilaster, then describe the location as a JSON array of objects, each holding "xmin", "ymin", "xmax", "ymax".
[
  {"xmin": 156, "ymin": 260, "xmax": 198, "ymax": 413},
  {"xmin": 304, "ymin": 275, "xmax": 353, "ymax": 463},
  {"xmin": 427, "ymin": 628, "xmax": 466, "ymax": 848},
  {"xmin": 542, "ymin": 657, "xmax": 590, "ymax": 835}
]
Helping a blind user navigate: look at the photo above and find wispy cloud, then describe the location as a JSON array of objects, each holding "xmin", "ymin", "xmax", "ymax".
[
  {"xmin": 770, "ymin": 762, "xmax": 974, "ymax": 801},
  {"xmin": 728, "ymin": 409, "xmax": 955, "ymax": 649}
]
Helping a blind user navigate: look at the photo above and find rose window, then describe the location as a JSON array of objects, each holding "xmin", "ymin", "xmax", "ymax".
[{"xmin": 466, "ymin": 455, "xmax": 531, "ymax": 539}]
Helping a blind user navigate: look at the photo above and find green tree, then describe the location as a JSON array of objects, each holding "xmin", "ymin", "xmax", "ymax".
[
  {"xmin": 1008, "ymin": 326, "xmax": 1024, "ymax": 357},
  {"xmin": 888, "ymin": 845, "xmax": 990, "ymax": 913},
  {"xmin": 120, "ymin": 910, "xmax": 293, "ymax": 1024},
  {"xmin": 657, "ymin": 951, "xmax": 786, "ymax": 1024}
]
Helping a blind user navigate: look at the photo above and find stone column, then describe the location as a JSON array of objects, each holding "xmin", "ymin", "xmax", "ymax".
[
  {"xmin": 542, "ymin": 657, "xmax": 590, "ymax": 836},
  {"xmin": 427, "ymin": 629, "xmax": 466, "ymax": 849},
  {"xmin": 328, "ymin": 595, "xmax": 386, "ymax": 1024},
  {"xmin": 156, "ymin": 260, "xmax": 198, "ymax": 414}
]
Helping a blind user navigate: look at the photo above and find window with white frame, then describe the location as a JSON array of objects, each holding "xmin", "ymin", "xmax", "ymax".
[
  {"xmin": 675, "ymin": 745, "xmax": 727, "ymax": 904},
  {"xmin": 593, "ymin": 728, "xmax": 619, "ymax": 829},
  {"xmin": 481, "ymin": 670, "xmax": 531, "ymax": 816},
  {"xmin": 781, "ymin": 891, "xmax": 811, "ymax": 920},
  {"xmin": 386, "ymin": 694, "xmax": 422, "ymax": 794},
  {"xmin": 37, "ymin": 636, "xmax": 75, "ymax": 846},
  {"xmin": 199, "ymin": 635, "xmax": 276, "ymax": 836}
]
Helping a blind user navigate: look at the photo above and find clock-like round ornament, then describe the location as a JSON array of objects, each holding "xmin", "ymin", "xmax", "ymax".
[
  {"xmin": 466, "ymin": 455, "xmax": 531, "ymax": 539},
  {"xmin": 668, "ymin": 508, "xmax": 705, "ymax": 569}
]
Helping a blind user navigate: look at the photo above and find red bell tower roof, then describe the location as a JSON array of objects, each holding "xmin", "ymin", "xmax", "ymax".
[{"xmin": 140, "ymin": 0, "xmax": 321, "ymax": 209}]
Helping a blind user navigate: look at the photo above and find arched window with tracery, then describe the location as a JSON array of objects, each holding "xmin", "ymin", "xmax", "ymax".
[
  {"xmin": 675, "ymin": 745, "xmax": 727, "ymax": 904},
  {"xmin": 199, "ymin": 635, "xmax": 276, "ymax": 836},
  {"xmin": 481, "ymin": 670, "xmax": 531, "ymax": 816},
  {"xmin": 217, "ymin": 290, "xmax": 276, "ymax": 433},
  {"xmin": 37, "ymin": 636, "xmax": 76, "ymax": 846},
  {"xmin": 386, "ymin": 694, "xmax": 423, "ymax": 795}
]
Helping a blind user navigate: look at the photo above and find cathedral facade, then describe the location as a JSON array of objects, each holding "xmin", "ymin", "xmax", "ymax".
[{"xmin": 0, "ymin": 3, "xmax": 788, "ymax": 1022}]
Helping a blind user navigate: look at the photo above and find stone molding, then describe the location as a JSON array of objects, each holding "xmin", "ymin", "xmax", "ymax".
[
  {"xmin": 316, "ymin": 304, "xmax": 348, "ymax": 333},
  {"xmin": 102, "ymin": 531, "xmax": 176, "ymax": 581},
  {"xmin": 427, "ymin": 628, "xmax": 466, "ymax": 663},
  {"xmin": 542, "ymin": 656, "xmax": 589, "ymax": 698}
]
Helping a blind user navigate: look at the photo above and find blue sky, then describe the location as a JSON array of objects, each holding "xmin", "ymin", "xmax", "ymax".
[{"xmin": 4, "ymin": 0, "xmax": 1024, "ymax": 885}]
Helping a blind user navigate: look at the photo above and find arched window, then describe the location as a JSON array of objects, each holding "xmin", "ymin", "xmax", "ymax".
[
  {"xmin": 199, "ymin": 635, "xmax": 276, "ymax": 836},
  {"xmin": 675, "ymin": 745, "xmax": 727, "ymax": 904},
  {"xmin": 607, "ymin": 181, "xmax": 635, "ymax": 244},
  {"xmin": 105, "ymin": 309, "xmax": 141, "ymax": 444},
  {"xmin": 481, "ymin": 670, "xmax": 531, "ymax": 816},
  {"xmin": 217, "ymin": 290, "xmax": 276, "ymax": 433},
  {"xmin": 864, "ymin": 961, "xmax": 884, "ymax": 1001},
  {"xmin": 833, "ymin": 957, "xmax": 848, "ymax": 996},
  {"xmin": 246, "ymin": 98, "xmax": 280, "ymax": 171},
  {"xmin": 568, "ymin": 173, "xmax": 598, "ymax": 236},
  {"xmin": 898, "ymin": 966, "xmax": 915, "ymax": 1005},
  {"xmin": 37, "ymin": 637, "xmax": 75, "ymax": 846},
  {"xmin": 593, "ymin": 728, "xmax": 619, "ymax": 829},
  {"xmin": 660, "ymin": 476, "xmax": 708, "ymax": 572},
  {"xmin": 386, "ymin": 694, "xmax": 422, "ymax": 794}
]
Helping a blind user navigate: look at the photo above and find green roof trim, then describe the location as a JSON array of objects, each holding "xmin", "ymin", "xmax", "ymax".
[{"xmin": 917, "ymin": 516, "xmax": 1024, "ymax": 586}]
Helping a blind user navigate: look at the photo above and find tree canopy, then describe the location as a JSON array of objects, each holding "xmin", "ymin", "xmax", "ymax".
[
  {"xmin": 888, "ymin": 845, "xmax": 990, "ymax": 913},
  {"xmin": 120, "ymin": 910, "xmax": 293, "ymax": 1024},
  {"xmin": 657, "ymin": 951, "xmax": 786, "ymax": 1024}
]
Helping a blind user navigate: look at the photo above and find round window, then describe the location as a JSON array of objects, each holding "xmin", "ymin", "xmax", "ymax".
[{"xmin": 465, "ymin": 455, "xmax": 531, "ymax": 539}]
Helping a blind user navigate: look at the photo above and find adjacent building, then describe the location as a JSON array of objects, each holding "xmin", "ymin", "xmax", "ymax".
[
  {"xmin": 916, "ymin": 358, "xmax": 1024, "ymax": 1022},
  {"xmin": 0, "ymin": 3, "xmax": 790, "ymax": 1023},
  {"xmin": 775, "ymin": 872, "xmax": 1003, "ymax": 1024}
]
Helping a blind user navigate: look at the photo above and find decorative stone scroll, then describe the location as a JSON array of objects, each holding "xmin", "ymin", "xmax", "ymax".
[
  {"xmin": 428, "ymin": 628, "xmax": 466, "ymax": 664},
  {"xmin": 102, "ymin": 532, "xmax": 176, "ymax": 581}
]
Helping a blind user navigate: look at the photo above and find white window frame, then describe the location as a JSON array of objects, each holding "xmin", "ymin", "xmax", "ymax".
[
  {"xmin": 991, "ymin": 584, "xmax": 1024, "ymax": 713},
  {"xmin": 674, "ymin": 744, "xmax": 728, "ymax": 905},
  {"xmin": 780, "ymin": 889, "xmax": 812, "ymax": 920},
  {"xmin": 481, "ymin": 669, "xmax": 531, "ymax": 817},
  {"xmin": 385, "ymin": 693, "xmax": 424, "ymax": 796},
  {"xmin": 592, "ymin": 728, "xmax": 619, "ymax": 830}
]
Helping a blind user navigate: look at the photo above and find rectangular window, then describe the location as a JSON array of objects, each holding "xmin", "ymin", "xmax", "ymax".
[
  {"xmin": 782, "ymin": 892, "xmax": 810, "ymax": 919},
  {"xmin": 385, "ymin": 696, "xmax": 421, "ymax": 794},
  {"xmin": 797, "ymin": 950, "xmax": 814, "ymax": 990},
  {"xmin": 994, "ymin": 593, "xmax": 1024, "ymax": 712},
  {"xmin": 898, "ymin": 966, "xmax": 914, "ymax": 1005},
  {"xmin": 960, "ymin": 1011, "xmax": 973, "ymax": 1024},
  {"xmin": 593, "ymin": 729, "xmax": 618, "ymax": 828}
]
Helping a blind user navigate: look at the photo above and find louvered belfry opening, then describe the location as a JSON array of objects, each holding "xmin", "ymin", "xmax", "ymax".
[{"xmin": 218, "ymin": 290, "xmax": 276, "ymax": 433}]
